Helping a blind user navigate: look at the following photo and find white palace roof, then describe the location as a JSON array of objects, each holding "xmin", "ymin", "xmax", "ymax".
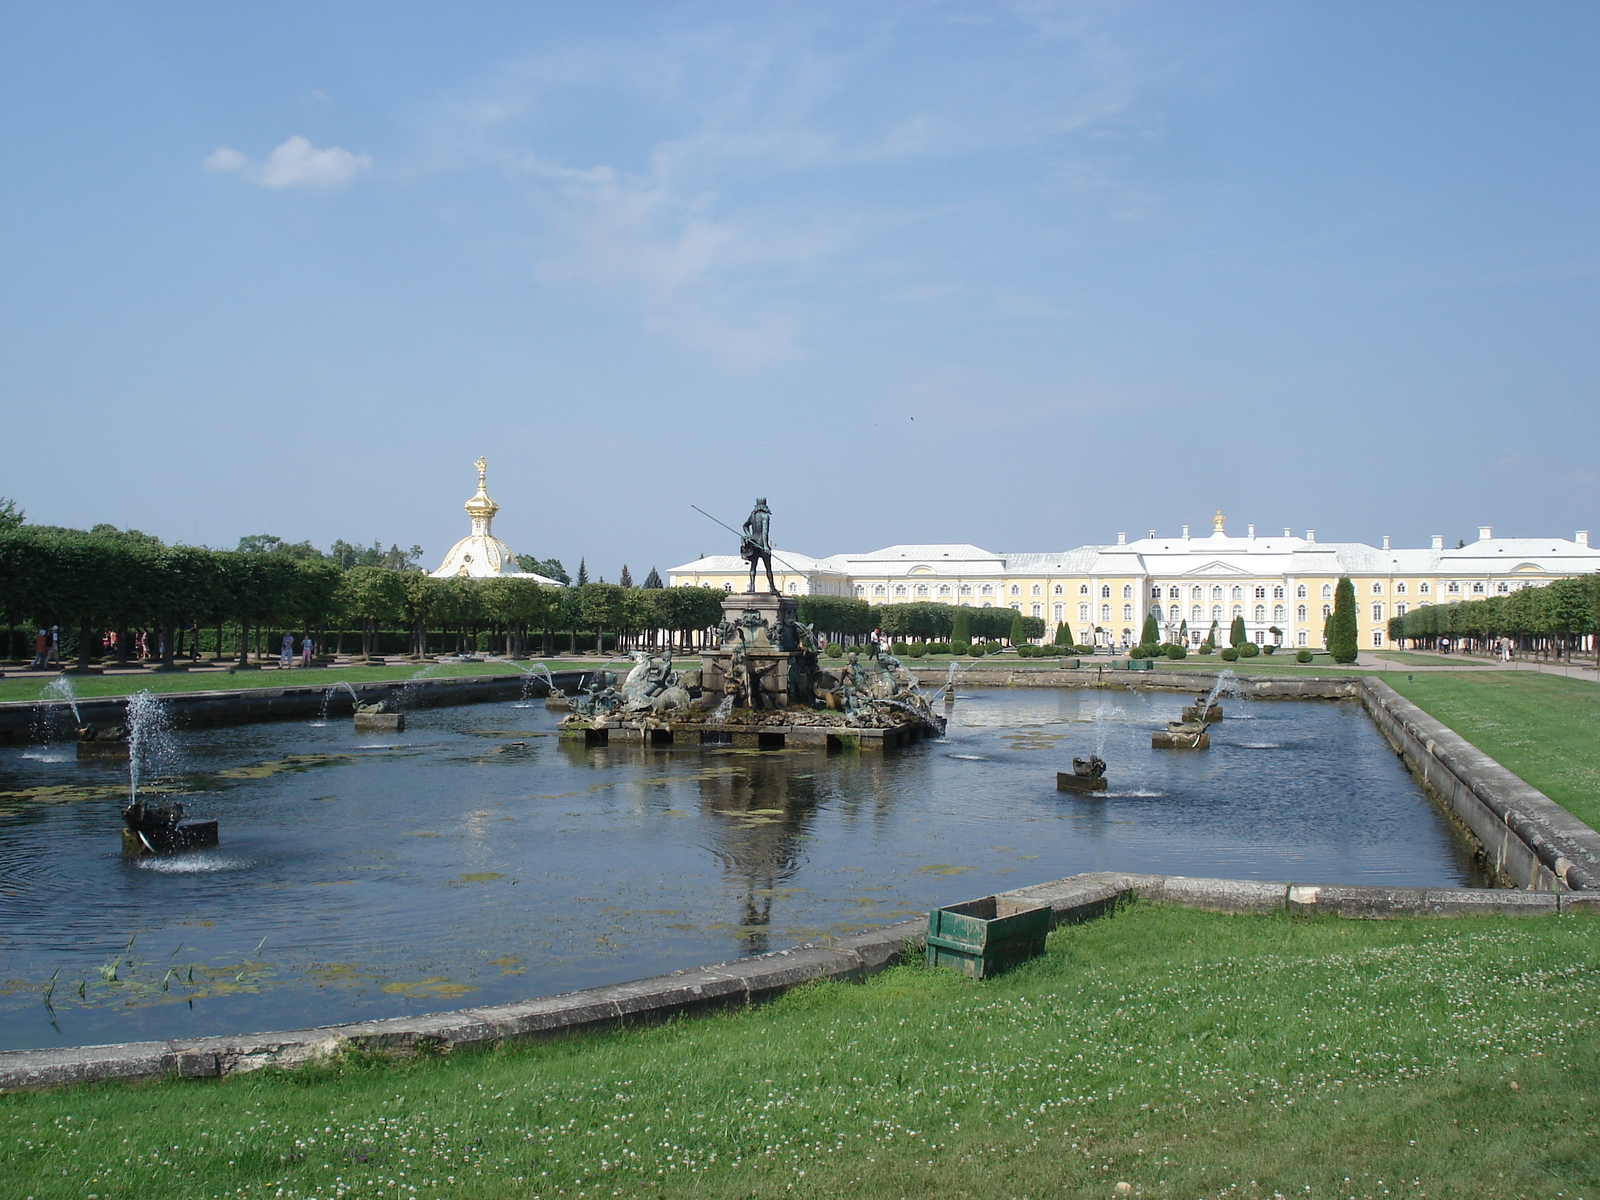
[{"xmin": 430, "ymin": 457, "xmax": 562, "ymax": 584}]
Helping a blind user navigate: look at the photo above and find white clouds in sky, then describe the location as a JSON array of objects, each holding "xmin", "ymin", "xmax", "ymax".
[{"xmin": 203, "ymin": 135, "xmax": 371, "ymax": 189}]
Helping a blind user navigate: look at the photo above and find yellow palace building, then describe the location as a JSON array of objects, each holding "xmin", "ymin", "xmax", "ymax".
[{"xmin": 669, "ymin": 514, "xmax": 1597, "ymax": 650}]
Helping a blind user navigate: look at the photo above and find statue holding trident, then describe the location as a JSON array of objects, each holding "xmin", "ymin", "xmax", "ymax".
[{"xmin": 740, "ymin": 497, "xmax": 778, "ymax": 594}]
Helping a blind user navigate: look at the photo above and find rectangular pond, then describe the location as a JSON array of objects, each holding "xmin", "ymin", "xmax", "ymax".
[{"xmin": 0, "ymin": 688, "xmax": 1484, "ymax": 1051}]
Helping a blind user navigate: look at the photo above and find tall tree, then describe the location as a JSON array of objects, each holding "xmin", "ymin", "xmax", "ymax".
[
  {"xmin": 618, "ymin": 564, "xmax": 634, "ymax": 588},
  {"xmin": 1008, "ymin": 610, "xmax": 1028, "ymax": 646},
  {"xmin": 950, "ymin": 607, "xmax": 971, "ymax": 647},
  {"xmin": 1140, "ymin": 612, "xmax": 1160, "ymax": 647},
  {"xmin": 576, "ymin": 558, "xmax": 589, "ymax": 586},
  {"xmin": 642, "ymin": 566, "xmax": 663, "ymax": 589},
  {"xmin": 0, "ymin": 497, "xmax": 24, "ymax": 532},
  {"xmin": 1330, "ymin": 576, "xmax": 1359, "ymax": 663},
  {"xmin": 1229, "ymin": 615, "xmax": 1247, "ymax": 647}
]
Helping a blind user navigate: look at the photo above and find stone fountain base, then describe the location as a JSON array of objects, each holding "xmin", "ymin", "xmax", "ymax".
[
  {"xmin": 560, "ymin": 705, "xmax": 938, "ymax": 753},
  {"xmin": 1152, "ymin": 722, "xmax": 1210, "ymax": 749},
  {"xmin": 353, "ymin": 711, "xmax": 405, "ymax": 733},
  {"xmin": 120, "ymin": 801, "xmax": 218, "ymax": 857},
  {"xmin": 1180, "ymin": 704, "xmax": 1224, "ymax": 723}
]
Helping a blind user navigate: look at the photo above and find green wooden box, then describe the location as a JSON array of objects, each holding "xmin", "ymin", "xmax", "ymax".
[{"xmin": 925, "ymin": 895, "xmax": 1052, "ymax": 979}]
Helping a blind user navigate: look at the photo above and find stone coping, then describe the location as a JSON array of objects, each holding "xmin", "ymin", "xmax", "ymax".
[
  {"xmin": 912, "ymin": 666, "xmax": 1360, "ymax": 698},
  {"xmin": 0, "ymin": 669, "xmax": 605, "ymax": 745},
  {"xmin": 3, "ymin": 870, "xmax": 1593, "ymax": 1094},
  {"xmin": 1358, "ymin": 677, "xmax": 1600, "ymax": 891}
]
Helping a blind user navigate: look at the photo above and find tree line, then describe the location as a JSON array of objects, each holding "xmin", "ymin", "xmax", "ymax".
[
  {"xmin": 0, "ymin": 527, "xmax": 728, "ymax": 666},
  {"xmin": 1388, "ymin": 575, "xmax": 1600, "ymax": 659}
]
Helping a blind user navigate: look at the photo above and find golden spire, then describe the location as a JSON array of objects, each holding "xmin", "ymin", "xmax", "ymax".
[
  {"xmin": 1213, "ymin": 510, "xmax": 1225, "ymax": 533},
  {"xmin": 464, "ymin": 456, "xmax": 499, "ymax": 533}
]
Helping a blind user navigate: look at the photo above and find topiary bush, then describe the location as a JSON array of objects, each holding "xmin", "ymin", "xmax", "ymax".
[
  {"xmin": 950, "ymin": 641, "xmax": 972, "ymax": 656},
  {"xmin": 1220, "ymin": 647, "xmax": 1239, "ymax": 662},
  {"xmin": 1131, "ymin": 644, "xmax": 1159, "ymax": 661},
  {"xmin": 983, "ymin": 640, "xmax": 1003, "ymax": 656},
  {"xmin": 905, "ymin": 642, "xmax": 928, "ymax": 658},
  {"xmin": 927, "ymin": 641, "xmax": 950, "ymax": 655},
  {"xmin": 1238, "ymin": 642, "xmax": 1260, "ymax": 658},
  {"xmin": 1296, "ymin": 648, "xmax": 1314, "ymax": 663},
  {"xmin": 824, "ymin": 642, "xmax": 842, "ymax": 658},
  {"xmin": 891, "ymin": 641, "xmax": 910, "ymax": 655},
  {"xmin": 1017, "ymin": 644, "xmax": 1035, "ymax": 657},
  {"xmin": 1165, "ymin": 644, "xmax": 1187, "ymax": 659},
  {"xmin": 1261, "ymin": 644, "xmax": 1276, "ymax": 655}
]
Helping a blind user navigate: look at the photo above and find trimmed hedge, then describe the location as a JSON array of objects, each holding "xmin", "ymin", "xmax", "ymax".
[
  {"xmin": 1295, "ymin": 648, "xmax": 1314, "ymax": 663},
  {"xmin": 1220, "ymin": 647, "xmax": 1239, "ymax": 662},
  {"xmin": 1238, "ymin": 642, "xmax": 1260, "ymax": 658}
]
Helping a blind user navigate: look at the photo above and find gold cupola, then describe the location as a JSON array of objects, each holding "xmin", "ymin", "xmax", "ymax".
[{"xmin": 464, "ymin": 456, "xmax": 500, "ymax": 536}]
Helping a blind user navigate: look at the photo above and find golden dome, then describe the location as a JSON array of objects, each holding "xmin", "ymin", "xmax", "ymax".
[{"xmin": 465, "ymin": 456, "xmax": 500, "ymax": 528}]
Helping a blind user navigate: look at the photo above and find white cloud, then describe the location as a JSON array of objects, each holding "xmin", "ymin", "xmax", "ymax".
[
  {"xmin": 203, "ymin": 146, "xmax": 247, "ymax": 173},
  {"xmin": 201, "ymin": 136, "xmax": 371, "ymax": 190}
]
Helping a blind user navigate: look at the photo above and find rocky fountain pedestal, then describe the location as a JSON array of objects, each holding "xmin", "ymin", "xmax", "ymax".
[{"xmin": 698, "ymin": 592, "xmax": 812, "ymax": 710}]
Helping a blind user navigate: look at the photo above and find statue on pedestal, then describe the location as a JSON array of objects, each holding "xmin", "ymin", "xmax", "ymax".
[{"xmin": 741, "ymin": 498, "xmax": 778, "ymax": 594}]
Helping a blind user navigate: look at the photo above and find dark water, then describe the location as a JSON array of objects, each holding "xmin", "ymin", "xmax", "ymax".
[{"xmin": 0, "ymin": 689, "xmax": 1482, "ymax": 1051}]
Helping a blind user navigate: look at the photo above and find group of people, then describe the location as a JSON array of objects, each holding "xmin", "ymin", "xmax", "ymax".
[{"xmin": 278, "ymin": 632, "xmax": 316, "ymax": 668}]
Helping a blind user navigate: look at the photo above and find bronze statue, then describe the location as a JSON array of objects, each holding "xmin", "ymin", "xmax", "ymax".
[{"xmin": 741, "ymin": 498, "xmax": 778, "ymax": 594}]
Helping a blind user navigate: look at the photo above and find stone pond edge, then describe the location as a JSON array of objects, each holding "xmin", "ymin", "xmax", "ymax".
[{"xmin": 3, "ymin": 871, "xmax": 1595, "ymax": 1094}]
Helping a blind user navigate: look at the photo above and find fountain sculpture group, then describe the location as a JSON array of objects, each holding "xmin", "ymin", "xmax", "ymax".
[{"xmin": 559, "ymin": 501, "xmax": 945, "ymax": 751}]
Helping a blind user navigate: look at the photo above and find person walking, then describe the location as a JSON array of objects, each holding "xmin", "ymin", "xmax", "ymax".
[
  {"xmin": 48, "ymin": 625, "xmax": 59, "ymax": 666},
  {"xmin": 279, "ymin": 631, "xmax": 294, "ymax": 668},
  {"xmin": 30, "ymin": 628, "xmax": 47, "ymax": 669},
  {"xmin": 300, "ymin": 633, "xmax": 314, "ymax": 667}
]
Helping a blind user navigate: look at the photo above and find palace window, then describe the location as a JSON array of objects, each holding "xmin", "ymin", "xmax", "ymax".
[
  {"xmin": 1053, "ymin": 603, "xmax": 1063, "ymax": 621},
  {"xmin": 1321, "ymin": 584, "xmax": 1332, "ymax": 599},
  {"xmin": 723, "ymin": 583, "xmax": 733, "ymax": 592},
  {"xmin": 982, "ymin": 602, "xmax": 992, "ymax": 609},
  {"xmin": 874, "ymin": 585, "xmax": 886, "ymax": 596},
  {"xmin": 1054, "ymin": 584, "xmax": 1063, "ymax": 595},
  {"xmin": 854, "ymin": 585, "xmax": 866, "ymax": 596},
  {"xmin": 1031, "ymin": 584, "xmax": 1041, "ymax": 596},
  {"xmin": 1296, "ymin": 584, "xmax": 1306, "ymax": 598},
  {"xmin": 1032, "ymin": 604, "xmax": 1042, "ymax": 618},
  {"xmin": 1123, "ymin": 604, "xmax": 1133, "ymax": 621},
  {"xmin": 1447, "ymin": 581, "xmax": 1459, "ymax": 594},
  {"xmin": 1232, "ymin": 586, "xmax": 1243, "ymax": 601},
  {"xmin": 1152, "ymin": 586, "xmax": 1163, "ymax": 600},
  {"xmin": 1372, "ymin": 582, "xmax": 1383, "ymax": 594},
  {"xmin": 1192, "ymin": 586, "xmax": 1204, "ymax": 600},
  {"xmin": 1322, "ymin": 604, "xmax": 1331, "ymax": 618},
  {"xmin": 1296, "ymin": 605, "xmax": 1307, "ymax": 621},
  {"xmin": 938, "ymin": 584, "xmax": 950, "ymax": 596},
  {"xmin": 1497, "ymin": 582, "xmax": 1509, "ymax": 594},
  {"xmin": 788, "ymin": 582, "xmax": 799, "ymax": 594},
  {"xmin": 1396, "ymin": 603, "xmax": 1407, "ymax": 617},
  {"xmin": 1273, "ymin": 586, "xmax": 1284, "ymax": 599},
  {"xmin": 1079, "ymin": 603, "xmax": 1091, "ymax": 620},
  {"xmin": 1080, "ymin": 583, "xmax": 1090, "ymax": 595},
  {"xmin": 1212, "ymin": 605, "xmax": 1222, "ymax": 620},
  {"xmin": 1273, "ymin": 605, "xmax": 1285, "ymax": 621},
  {"xmin": 1372, "ymin": 603, "xmax": 1383, "ymax": 621},
  {"xmin": 1102, "ymin": 585, "xmax": 1111, "ymax": 599},
  {"xmin": 894, "ymin": 584, "xmax": 906, "ymax": 596},
  {"xmin": 959, "ymin": 584, "xmax": 971, "ymax": 595},
  {"xmin": 1396, "ymin": 581, "xmax": 1407, "ymax": 594},
  {"xmin": 1122, "ymin": 584, "xmax": 1133, "ymax": 600},
  {"xmin": 1192, "ymin": 605, "xmax": 1202, "ymax": 621},
  {"xmin": 1212, "ymin": 586, "xmax": 1223, "ymax": 600},
  {"xmin": 915, "ymin": 584, "xmax": 928, "ymax": 596},
  {"xmin": 1419, "ymin": 582, "xmax": 1430, "ymax": 594},
  {"xmin": 1254, "ymin": 605, "xmax": 1265, "ymax": 622},
  {"xmin": 1169, "ymin": 586, "xmax": 1180, "ymax": 599},
  {"xmin": 1101, "ymin": 604, "xmax": 1112, "ymax": 621},
  {"xmin": 1010, "ymin": 585, "xmax": 1020, "ymax": 596},
  {"xmin": 1297, "ymin": 630, "xmax": 1308, "ymax": 646},
  {"xmin": 1011, "ymin": 603, "xmax": 1021, "ymax": 612},
  {"xmin": 1372, "ymin": 631, "xmax": 1384, "ymax": 647},
  {"xmin": 1232, "ymin": 604, "xmax": 1243, "ymax": 619},
  {"xmin": 981, "ymin": 584, "xmax": 993, "ymax": 595},
  {"xmin": 1254, "ymin": 586, "xmax": 1267, "ymax": 600},
  {"xmin": 1472, "ymin": 582, "xmax": 1485, "ymax": 594}
]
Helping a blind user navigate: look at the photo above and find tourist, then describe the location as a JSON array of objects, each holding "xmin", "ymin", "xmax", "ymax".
[
  {"xmin": 48, "ymin": 625, "xmax": 59, "ymax": 666},
  {"xmin": 300, "ymin": 634, "xmax": 314, "ymax": 667},
  {"xmin": 279, "ymin": 632, "xmax": 294, "ymax": 668},
  {"xmin": 30, "ymin": 628, "xmax": 47, "ymax": 669}
]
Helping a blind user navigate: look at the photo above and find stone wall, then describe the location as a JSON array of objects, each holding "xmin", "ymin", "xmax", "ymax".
[{"xmin": 1357, "ymin": 678, "xmax": 1600, "ymax": 891}]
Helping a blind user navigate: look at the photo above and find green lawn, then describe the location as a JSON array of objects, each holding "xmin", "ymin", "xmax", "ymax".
[
  {"xmin": 4, "ymin": 902, "xmax": 1594, "ymax": 1200},
  {"xmin": 1389, "ymin": 671, "xmax": 1600, "ymax": 833},
  {"xmin": 0, "ymin": 660, "xmax": 647, "ymax": 705},
  {"xmin": 1369, "ymin": 651, "xmax": 1493, "ymax": 668}
]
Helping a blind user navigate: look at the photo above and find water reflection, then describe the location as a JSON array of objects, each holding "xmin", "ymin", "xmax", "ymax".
[{"xmin": 0, "ymin": 690, "xmax": 1484, "ymax": 1051}]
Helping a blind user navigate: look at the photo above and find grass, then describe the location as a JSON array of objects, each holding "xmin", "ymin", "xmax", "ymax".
[
  {"xmin": 0, "ymin": 660, "xmax": 651, "ymax": 706},
  {"xmin": 4, "ymin": 902, "xmax": 1596, "ymax": 1200},
  {"xmin": 1388, "ymin": 672, "xmax": 1600, "ymax": 833}
]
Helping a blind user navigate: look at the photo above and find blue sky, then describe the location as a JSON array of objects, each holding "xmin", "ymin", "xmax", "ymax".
[{"xmin": 2, "ymin": 2, "xmax": 1595, "ymax": 577}]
